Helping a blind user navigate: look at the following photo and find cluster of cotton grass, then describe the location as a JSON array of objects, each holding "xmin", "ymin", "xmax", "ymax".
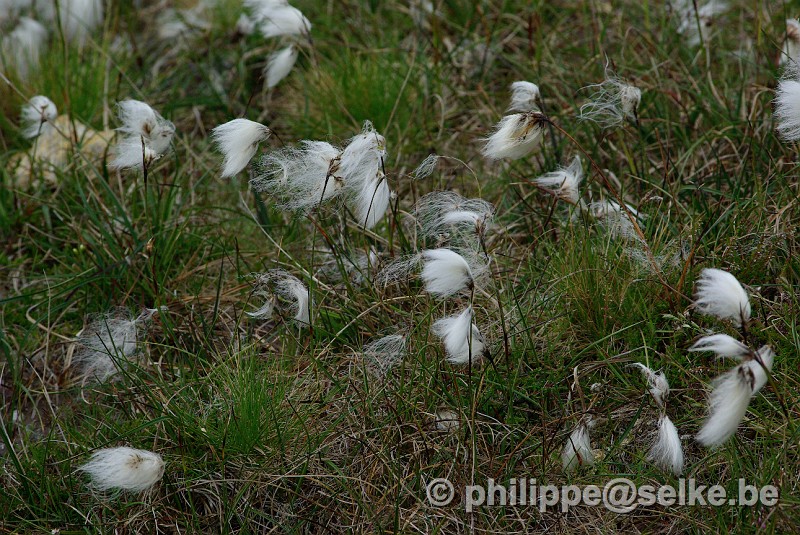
[{"xmin": 0, "ymin": 0, "xmax": 103, "ymax": 78}]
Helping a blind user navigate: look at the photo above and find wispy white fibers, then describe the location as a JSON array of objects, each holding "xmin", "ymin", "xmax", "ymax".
[
  {"xmin": 589, "ymin": 200, "xmax": 644, "ymax": 242},
  {"xmin": 318, "ymin": 245, "xmax": 378, "ymax": 285},
  {"xmin": 55, "ymin": 0, "xmax": 104, "ymax": 46},
  {"xmin": 673, "ymin": 0, "xmax": 728, "ymax": 46},
  {"xmin": 629, "ymin": 363, "xmax": 670, "ymax": 409},
  {"xmin": 211, "ymin": 118, "xmax": 271, "ymax": 178},
  {"xmin": 648, "ymin": 415, "xmax": 684, "ymax": 476},
  {"xmin": 20, "ymin": 95, "xmax": 57, "ymax": 139},
  {"xmin": 73, "ymin": 308, "xmax": 160, "ymax": 382},
  {"xmin": 688, "ymin": 334, "xmax": 750, "ymax": 360},
  {"xmin": 562, "ymin": 416, "xmax": 595, "ymax": 471},
  {"xmin": 420, "ymin": 248, "xmax": 480, "ymax": 298},
  {"xmin": 412, "ymin": 153, "xmax": 439, "ymax": 180},
  {"xmin": 693, "ymin": 268, "xmax": 751, "ymax": 328},
  {"xmin": 414, "ymin": 191, "xmax": 494, "ymax": 243},
  {"xmin": 265, "ymin": 45, "xmax": 299, "ymax": 88},
  {"xmin": 341, "ymin": 121, "xmax": 391, "ymax": 228},
  {"xmin": 578, "ymin": 71, "xmax": 641, "ymax": 128},
  {"xmin": 1, "ymin": 17, "xmax": 48, "ymax": 79},
  {"xmin": 696, "ymin": 346, "xmax": 774, "ymax": 448},
  {"xmin": 360, "ymin": 334, "xmax": 406, "ymax": 380},
  {"xmin": 252, "ymin": 140, "xmax": 343, "ymax": 211},
  {"xmin": 782, "ymin": 19, "xmax": 800, "ymax": 66},
  {"xmin": 431, "ymin": 307, "xmax": 488, "ymax": 365},
  {"xmin": 482, "ymin": 111, "xmax": 546, "ymax": 160},
  {"xmin": 508, "ymin": 81, "xmax": 540, "ymax": 113},
  {"xmin": 534, "ymin": 155, "xmax": 584, "ymax": 204},
  {"xmin": 775, "ymin": 63, "xmax": 800, "ymax": 142},
  {"xmin": 248, "ymin": 269, "xmax": 311, "ymax": 325},
  {"xmin": 78, "ymin": 447, "xmax": 164, "ymax": 493},
  {"xmin": 110, "ymin": 100, "xmax": 175, "ymax": 170}
]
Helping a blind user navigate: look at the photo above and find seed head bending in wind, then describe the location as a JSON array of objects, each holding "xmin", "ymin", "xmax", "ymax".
[
  {"xmin": 431, "ymin": 307, "xmax": 488, "ymax": 366},
  {"xmin": 78, "ymin": 447, "xmax": 164, "ymax": 493},
  {"xmin": 414, "ymin": 191, "xmax": 494, "ymax": 244},
  {"xmin": 20, "ymin": 96, "xmax": 58, "ymax": 139},
  {"xmin": 360, "ymin": 334, "xmax": 406, "ymax": 380},
  {"xmin": 340, "ymin": 121, "xmax": 392, "ymax": 229},
  {"xmin": 589, "ymin": 200, "xmax": 644, "ymax": 242},
  {"xmin": 252, "ymin": 140, "xmax": 343, "ymax": 211},
  {"xmin": 2, "ymin": 17, "xmax": 48, "ymax": 79},
  {"xmin": 265, "ymin": 45, "xmax": 299, "ymax": 88},
  {"xmin": 248, "ymin": 0, "xmax": 312, "ymax": 39},
  {"xmin": 629, "ymin": 363, "xmax": 670, "ymax": 409},
  {"xmin": 578, "ymin": 70, "xmax": 642, "ymax": 128},
  {"xmin": 211, "ymin": 118, "xmax": 271, "ymax": 178},
  {"xmin": 533, "ymin": 155, "xmax": 584, "ymax": 204},
  {"xmin": 775, "ymin": 63, "xmax": 800, "ymax": 142},
  {"xmin": 110, "ymin": 99, "xmax": 175, "ymax": 171},
  {"xmin": 696, "ymin": 345, "xmax": 774, "ymax": 447},
  {"xmin": 648, "ymin": 414, "xmax": 684, "ymax": 476},
  {"xmin": 482, "ymin": 110, "xmax": 547, "ymax": 160},
  {"xmin": 507, "ymin": 81, "xmax": 540, "ymax": 113},
  {"xmin": 562, "ymin": 416, "xmax": 595, "ymax": 471},
  {"xmin": 248, "ymin": 269, "xmax": 311, "ymax": 326},
  {"xmin": 73, "ymin": 307, "xmax": 161, "ymax": 383},
  {"xmin": 420, "ymin": 248, "xmax": 477, "ymax": 298},
  {"xmin": 688, "ymin": 333, "xmax": 750, "ymax": 360},
  {"xmin": 693, "ymin": 268, "xmax": 751, "ymax": 328}
]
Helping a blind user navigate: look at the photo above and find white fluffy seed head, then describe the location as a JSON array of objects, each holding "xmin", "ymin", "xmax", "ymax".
[
  {"xmin": 255, "ymin": 4, "xmax": 311, "ymax": 38},
  {"xmin": 629, "ymin": 363, "xmax": 670, "ymax": 408},
  {"xmin": 420, "ymin": 248, "xmax": 476, "ymax": 298},
  {"xmin": 562, "ymin": 416, "xmax": 595, "ymax": 471},
  {"xmin": 115, "ymin": 99, "xmax": 175, "ymax": 155},
  {"xmin": 675, "ymin": 0, "xmax": 728, "ymax": 46},
  {"xmin": 340, "ymin": 121, "xmax": 386, "ymax": 189},
  {"xmin": 696, "ymin": 346, "xmax": 774, "ymax": 447},
  {"xmin": 782, "ymin": 19, "xmax": 800, "ymax": 66},
  {"xmin": 412, "ymin": 153, "xmax": 439, "ymax": 179},
  {"xmin": 431, "ymin": 307, "xmax": 488, "ymax": 365},
  {"xmin": 647, "ymin": 415, "xmax": 684, "ymax": 476},
  {"xmin": 589, "ymin": 200, "xmax": 644, "ymax": 242},
  {"xmin": 211, "ymin": 119, "xmax": 271, "ymax": 178},
  {"xmin": 109, "ymin": 137, "xmax": 160, "ymax": 170},
  {"xmin": 414, "ymin": 191, "xmax": 494, "ymax": 245},
  {"xmin": 534, "ymin": 155, "xmax": 584, "ymax": 204},
  {"xmin": 2, "ymin": 17, "xmax": 48, "ymax": 79},
  {"xmin": 248, "ymin": 270, "xmax": 311, "ymax": 326},
  {"xmin": 482, "ymin": 111, "xmax": 546, "ymax": 160},
  {"xmin": 20, "ymin": 95, "xmax": 57, "ymax": 139},
  {"xmin": 78, "ymin": 447, "xmax": 164, "ymax": 493},
  {"xmin": 351, "ymin": 173, "xmax": 391, "ymax": 229},
  {"xmin": 265, "ymin": 45, "xmax": 299, "ymax": 88},
  {"xmin": 688, "ymin": 334, "xmax": 751, "ymax": 360},
  {"xmin": 578, "ymin": 73, "xmax": 641, "ymax": 128},
  {"xmin": 508, "ymin": 81, "xmax": 540, "ymax": 112},
  {"xmin": 775, "ymin": 70, "xmax": 800, "ymax": 142},
  {"xmin": 693, "ymin": 268, "xmax": 751, "ymax": 327},
  {"xmin": 51, "ymin": 0, "xmax": 104, "ymax": 46}
]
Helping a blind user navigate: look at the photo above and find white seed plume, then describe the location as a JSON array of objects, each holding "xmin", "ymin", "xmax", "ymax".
[
  {"xmin": 352, "ymin": 172, "xmax": 391, "ymax": 229},
  {"xmin": 254, "ymin": 3, "xmax": 311, "ymax": 39},
  {"xmin": 775, "ymin": 66, "xmax": 800, "ymax": 142},
  {"xmin": 412, "ymin": 153, "xmax": 439, "ymax": 179},
  {"xmin": 420, "ymin": 248, "xmax": 476, "ymax": 298},
  {"xmin": 52, "ymin": 0, "xmax": 104, "ymax": 46},
  {"xmin": 110, "ymin": 100, "xmax": 175, "ymax": 170},
  {"xmin": 248, "ymin": 270, "xmax": 311, "ymax": 325},
  {"xmin": 562, "ymin": 416, "xmax": 595, "ymax": 471},
  {"xmin": 696, "ymin": 346, "xmax": 774, "ymax": 448},
  {"xmin": 508, "ymin": 81, "xmax": 540, "ymax": 113},
  {"xmin": 265, "ymin": 45, "xmax": 299, "ymax": 88},
  {"xmin": 782, "ymin": 19, "xmax": 800, "ymax": 66},
  {"xmin": 2, "ymin": 17, "xmax": 48, "ymax": 79},
  {"xmin": 211, "ymin": 119, "xmax": 271, "ymax": 178},
  {"xmin": 236, "ymin": 13, "xmax": 256, "ymax": 35},
  {"xmin": 674, "ymin": 0, "xmax": 728, "ymax": 46},
  {"xmin": 20, "ymin": 96, "xmax": 57, "ymax": 139},
  {"xmin": 78, "ymin": 447, "xmax": 164, "ymax": 493},
  {"xmin": 688, "ymin": 334, "xmax": 750, "ymax": 360},
  {"xmin": 361, "ymin": 334, "xmax": 406, "ymax": 379},
  {"xmin": 415, "ymin": 191, "xmax": 494, "ymax": 243},
  {"xmin": 629, "ymin": 363, "xmax": 670, "ymax": 409},
  {"xmin": 431, "ymin": 307, "xmax": 488, "ymax": 365},
  {"xmin": 693, "ymin": 268, "xmax": 751, "ymax": 328},
  {"xmin": 578, "ymin": 73, "xmax": 641, "ymax": 128},
  {"xmin": 534, "ymin": 155, "xmax": 584, "ymax": 204},
  {"xmin": 482, "ymin": 111, "xmax": 546, "ymax": 160},
  {"xmin": 647, "ymin": 415, "xmax": 684, "ymax": 476},
  {"xmin": 73, "ymin": 308, "xmax": 160, "ymax": 383},
  {"xmin": 589, "ymin": 200, "xmax": 643, "ymax": 242},
  {"xmin": 253, "ymin": 140, "xmax": 343, "ymax": 211},
  {"xmin": 340, "ymin": 122, "xmax": 391, "ymax": 228}
]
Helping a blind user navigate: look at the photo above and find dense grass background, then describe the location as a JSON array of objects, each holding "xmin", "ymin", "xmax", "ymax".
[{"xmin": 1, "ymin": 0, "xmax": 799, "ymax": 532}]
